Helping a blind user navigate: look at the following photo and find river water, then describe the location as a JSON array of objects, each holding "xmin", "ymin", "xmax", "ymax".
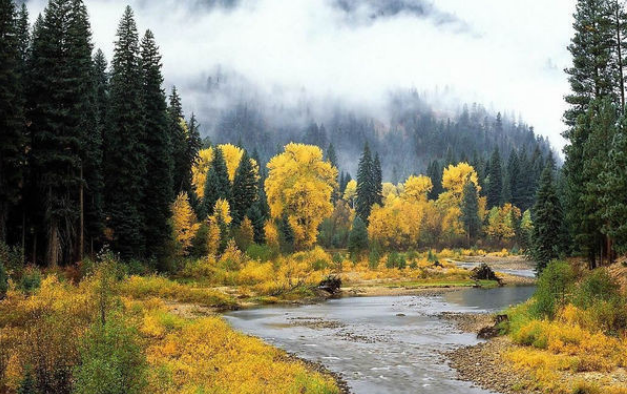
[{"xmin": 225, "ymin": 285, "xmax": 535, "ymax": 394}]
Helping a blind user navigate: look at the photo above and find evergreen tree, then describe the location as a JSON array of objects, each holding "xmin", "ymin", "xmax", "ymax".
[
  {"xmin": 348, "ymin": 216, "xmax": 368, "ymax": 258},
  {"xmin": 186, "ymin": 113, "xmax": 202, "ymax": 171},
  {"xmin": 104, "ymin": 6, "xmax": 146, "ymax": 259},
  {"xmin": 326, "ymin": 143, "xmax": 338, "ymax": 169},
  {"xmin": 461, "ymin": 181, "xmax": 481, "ymax": 241},
  {"xmin": 530, "ymin": 163, "xmax": 564, "ymax": 273},
  {"xmin": 27, "ymin": 0, "xmax": 98, "ymax": 265},
  {"xmin": 203, "ymin": 146, "xmax": 230, "ymax": 217},
  {"xmin": 581, "ymin": 97, "xmax": 620, "ymax": 263},
  {"xmin": 562, "ymin": 0, "xmax": 620, "ymax": 266},
  {"xmin": 504, "ymin": 149, "xmax": 519, "ymax": 205},
  {"xmin": 168, "ymin": 87, "xmax": 189, "ymax": 193},
  {"xmin": 69, "ymin": 0, "xmax": 102, "ymax": 260},
  {"xmin": 426, "ymin": 160, "xmax": 442, "ymax": 200},
  {"xmin": 246, "ymin": 204, "xmax": 265, "ymax": 244},
  {"xmin": 0, "ymin": 0, "xmax": 25, "ymax": 242},
  {"xmin": 93, "ymin": 49, "xmax": 108, "ymax": 133},
  {"xmin": 486, "ymin": 147, "xmax": 503, "ymax": 209},
  {"xmin": 356, "ymin": 143, "xmax": 375, "ymax": 222},
  {"xmin": 600, "ymin": 126, "xmax": 627, "ymax": 253},
  {"xmin": 140, "ymin": 29, "xmax": 173, "ymax": 261},
  {"xmin": 231, "ymin": 150, "xmax": 257, "ymax": 226},
  {"xmin": 373, "ymin": 153, "xmax": 383, "ymax": 206}
]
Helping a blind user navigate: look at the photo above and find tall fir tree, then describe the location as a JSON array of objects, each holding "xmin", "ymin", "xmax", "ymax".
[
  {"xmin": 373, "ymin": 153, "xmax": 383, "ymax": 206},
  {"xmin": 168, "ymin": 86, "xmax": 189, "ymax": 193},
  {"xmin": 231, "ymin": 150, "xmax": 257, "ymax": 226},
  {"xmin": 0, "ymin": 0, "xmax": 25, "ymax": 242},
  {"xmin": 461, "ymin": 181, "xmax": 481, "ymax": 241},
  {"xmin": 27, "ymin": 0, "xmax": 98, "ymax": 265},
  {"xmin": 140, "ymin": 29, "xmax": 173, "ymax": 262},
  {"xmin": 486, "ymin": 147, "xmax": 502, "ymax": 209},
  {"xmin": 356, "ymin": 143, "xmax": 375, "ymax": 222},
  {"xmin": 530, "ymin": 162, "xmax": 564, "ymax": 273},
  {"xmin": 562, "ymin": 0, "xmax": 621, "ymax": 266},
  {"xmin": 70, "ymin": 0, "xmax": 102, "ymax": 259},
  {"xmin": 203, "ymin": 146, "xmax": 230, "ymax": 217},
  {"xmin": 426, "ymin": 160, "xmax": 442, "ymax": 200},
  {"xmin": 104, "ymin": 6, "xmax": 146, "ymax": 259},
  {"xmin": 600, "ymin": 124, "xmax": 627, "ymax": 254},
  {"xmin": 581, "ymin": 97, "xmax": 620, "ymax": 264}
]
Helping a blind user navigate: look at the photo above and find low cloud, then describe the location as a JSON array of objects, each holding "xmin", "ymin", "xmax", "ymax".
[{"xmin": 25, "ymin": 0, "xmax": 575, "ymax": 150}]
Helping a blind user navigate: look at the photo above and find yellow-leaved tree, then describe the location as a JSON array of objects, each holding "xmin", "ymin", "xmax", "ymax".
[
  {"xmin": 191, "ymin": 147, "xmax": 214, "ymax": 199},
  {"xmin": 190, "ymin": 145, "xmax": 258, "ymax": 197},
  {"xmin": 484, "ymin": 203, "xmax": 521, "ymax": 241},
  {"xmin": 171, "ymin": 192, "xmax": 200, "ymax": 256},
  {"xmin": 437, "ymin": 163, "xmax": 480, "ymax": 239},
  {"xmin": 343, "ymin": 180, "xmax": 358, "ymax": 209},
  {"xmin": 368, "ymin": 175, "xmax": 430, "ymax": 249},
  {"xmin": 265, "ymin": 143, "xmax": 338, "ymax": 249}
]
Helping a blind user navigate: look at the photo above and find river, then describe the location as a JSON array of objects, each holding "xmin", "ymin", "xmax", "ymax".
[{"xmin": 225, "ymin": 284, "xmax": 535, "ymax": 394}]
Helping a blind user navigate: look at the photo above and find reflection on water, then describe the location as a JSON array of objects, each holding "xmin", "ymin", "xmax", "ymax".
[{"xmin": 225, "ymin": 285, "xmax": 535, "ymax": 394}]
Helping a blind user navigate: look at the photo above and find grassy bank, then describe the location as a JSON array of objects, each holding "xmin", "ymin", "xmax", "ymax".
[{"xmin": 455, "ymin": 260, "xmax": 627, "ymax": 394}]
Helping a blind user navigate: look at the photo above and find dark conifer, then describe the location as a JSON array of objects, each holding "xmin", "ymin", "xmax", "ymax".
[
  {"xmin": 231, "ymin": 150, "xmax": 257, "ymax": 226},
  {"xmin": 104, "ymin": 6, "xmax": 146, "ymax": 259},
  {"xmin": 140, "ymin": 29, "xmax": 173, "ymax": 261}
]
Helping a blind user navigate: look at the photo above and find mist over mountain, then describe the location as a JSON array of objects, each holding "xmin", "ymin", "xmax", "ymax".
[{"xmin": 189, "ymin": 67, "xmax": 553, "ymax": 182}]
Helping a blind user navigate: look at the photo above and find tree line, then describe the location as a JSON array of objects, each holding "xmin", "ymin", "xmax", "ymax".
[
  {"xmin": 0, "ymin": 0, "xmax": 201, "ymax": 267},
  {"xmin": 530, "ymin": 0, "xmax": 627, "ymax": 271}
]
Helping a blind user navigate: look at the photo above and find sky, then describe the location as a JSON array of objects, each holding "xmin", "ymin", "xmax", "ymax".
[{"xmin": 26, "ymin": 0, "xmax": 577, "ymax": 151}]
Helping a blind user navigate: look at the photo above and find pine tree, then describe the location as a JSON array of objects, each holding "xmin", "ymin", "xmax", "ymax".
[
  {"xmin": 581, "ymin": 97, "xmax": 620, "ymax": 263},
  {"xmin": 27, "ymin": 0, "xmax": 97, "ymax": 265},
  {"xmin": 203, "ymin": 146, "xmax": 230, "ymax": 217},
  {"xmin": 600, "ymin": 126, "xmax": 627, "ymax": 253},
  {"xmin": 356, "ymin": 143, "xmax": 375, "ymax": 222},
  {"xmin": 373, "ymin": 153, "xmax": 383, "ymax": 206},
  {"xmin": 426, "ymin": 160, "xmax": 442, "ymax": 200},
  {"xmin": 93, "ymin": 49, "xmax": 108, "ymax": 132},
  {"xmin": 486, "ymin": 147, "xmax": 502, "ymax": 209},
  {"xmin": 461, "ymin": 181, "xmax": 481, "ymax": 241},
  {"xmin": 69, "ymin": 0, "xmax": 102, "ymax": 260},
  {"xmin": 186, "ymin": 113, "xmax": 202, "ymax": 171},
  {"xmin": 168, "ymin": 87, "xmax": 188, "ymax": 193},
  {"xmin": 231, "ymin": 150, "xmax": 257, "ymax": 226},
  {"xmin": 246, "ymin": 204, "xmax": 265, "ymax": 244},
  {"xmin": 348, "ymin": 216, "xmax": 368, "ymax": 258},
  {"xmin": 104, "ymin": 6, "xmax": 146, "ymax": 259},
  {"xmin": 0, "ymin": 0, "xmax": 25, "ymax": 242},
  {"xmin": 504, "ymin": 149, "xmax": 519, "ymax": 205},
  {"xmin": 140, "ymin": 29, "xmax": 173, "ymax": 261},
  {"xmin": 530, "ymin": 163, "xmax": 564, "ymax": 273},
  {"xmin": 562, "ymin": 0, "xmax": 620, "ymax": 266}
]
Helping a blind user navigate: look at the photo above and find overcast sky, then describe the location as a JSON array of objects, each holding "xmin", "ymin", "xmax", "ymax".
[{"xmin": 26, "ymin": 0, "xmax": 576, "ymax": 151}]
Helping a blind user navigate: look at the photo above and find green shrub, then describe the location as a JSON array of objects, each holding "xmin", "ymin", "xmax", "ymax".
[
  {"xmin": 19, "ymin": 266, "xmax": 42, "ymax": 294},
  {"xmin": 574, "ymin": 269, "xmax": 621, "ymax": 309},
  {"xmin": 17, "ymin": 364, "xmax": 36, "ymax": 394},
  {"xmin": 386, "ymin": 252, "xmax": 406, "ymax": 269},
  {"xmin": 532, "ymin": 260, "xmax": 575, "ymax": 319},
  {"xmin": 73, "ymin": 318, "xmax": 147, "ymax": 394},
  {"xmin": 332, "ymin": 253, "xmax": 344, "ymax": 271},
  {"xmin": 368, "ymin": 242, "xmax": 381, "ymax": 270},
  {"xmin": 246, "ymin": 244, "xmax": 278, "ymax": 262}
]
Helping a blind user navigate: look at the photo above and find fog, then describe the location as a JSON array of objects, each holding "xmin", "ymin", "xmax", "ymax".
[{"xmin": 26, "ymin": 0, "xmax": 575, "ymax": 151}]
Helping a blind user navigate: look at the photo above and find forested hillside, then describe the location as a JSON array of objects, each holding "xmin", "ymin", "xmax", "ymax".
[{"xmin": 199, "ymin": 72, "xmax": 554, "ymax": 182}]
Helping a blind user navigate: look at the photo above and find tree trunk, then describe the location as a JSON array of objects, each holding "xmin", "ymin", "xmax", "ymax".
[{"xmin": 47, "ymin": 222, "xmax": 59, "ymax": 268}]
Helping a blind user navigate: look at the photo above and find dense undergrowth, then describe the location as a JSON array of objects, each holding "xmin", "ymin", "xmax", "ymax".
[
  {"xmin": 0, "ymin": 258, "xmax": 340, "ymax": 394},
  {"xmin": 501, "ymin": 261, "xmax": 627, "ymax": 394}
]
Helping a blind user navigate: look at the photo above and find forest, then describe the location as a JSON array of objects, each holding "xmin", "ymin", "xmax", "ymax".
[{"xmin": 2, "ymin": 0, "xmax": 627, "ymax": 393}]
